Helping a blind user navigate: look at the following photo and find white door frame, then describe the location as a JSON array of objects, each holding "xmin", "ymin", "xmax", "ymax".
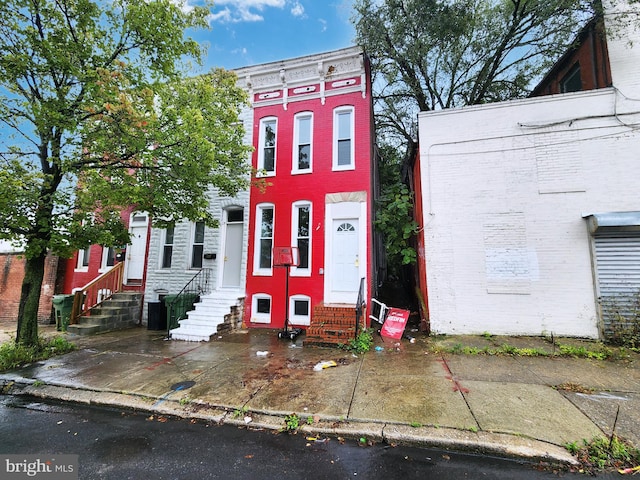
[
  {"xmin": 218, "ymin": 207, "xmax": 244, "ymax": 289},
  {"xmin": 324, "ymin": 195, "xmax": 367, "ymax": 304},
  {"xmin": 124, "ymin": 211, "xmax": 149, "ymax": 285}
]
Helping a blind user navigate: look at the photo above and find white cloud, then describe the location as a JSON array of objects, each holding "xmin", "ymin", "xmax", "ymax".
[
  {"xmin": 318, "ymin": 18, "xmax": 327, "ymax": 32},
  {"xmin": 290, "ymin": 1, "xmax": 305, "ymax": 17},
  {"xmin": 211, "ymin": 0, "xmax": 298, "ymax": 23}
]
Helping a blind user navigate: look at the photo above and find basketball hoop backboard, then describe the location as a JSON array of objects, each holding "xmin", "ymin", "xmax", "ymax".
[{"xmin": 273, "ymin": 246, "xmax": 299, "ymax": 267}]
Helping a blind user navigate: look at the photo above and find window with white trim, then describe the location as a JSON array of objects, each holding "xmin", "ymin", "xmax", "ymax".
[
  {"xmin": 254, "ymin": 204, "xmax": 274, "ymax": 274},
  {"xmin": 161, "ymin": 225, "xmax": 174, "ymax": 269},
  {"xmin": 293, "ymin": 112, "xmax": 312, "ymax": 173},
  {"xmin": 100, "ymin": 246, "xmax": 115, "ymax": 271},
  {"xmin": 252, "ymin": 293, "xmax": 272, "ymax": 324},
  {"xmin": 258, "ymin": 117, "xmax": 277, "ymax": 176},
  {"xmin": 292, "ymin": 202, "xmax": 311, "ymax": 274},
  {"xmin": 191, "ymin": 221, "xmax": 205, "ymax": 269},
  {"xmin": 289, "ymin": 295, "xmax": 311, "ymax": 326},
  {"xmin": 76, "ymin": 248, "xmax": 90, "ymax": 271},
  {"xmin": 333, "ymin": 107, "xmax": 354, "ymax": 170}
]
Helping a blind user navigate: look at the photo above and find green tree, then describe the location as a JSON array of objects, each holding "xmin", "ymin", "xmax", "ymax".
[
  {"xmin": 0, "ymin": 0, "xmax": 252, "ymax": 346},
  {"xmin": 352, "ymin": 0, "xmax": 596, "ymax": 148}
]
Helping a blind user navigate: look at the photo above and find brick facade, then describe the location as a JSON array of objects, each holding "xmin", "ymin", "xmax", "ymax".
[{"xmin": 0, "ymin": 252, "xmax": 60, "ymax": 325}]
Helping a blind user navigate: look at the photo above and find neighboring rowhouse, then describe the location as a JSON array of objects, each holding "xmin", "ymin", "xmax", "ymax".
[
  {"xmin": 0, "ymin": 240, "xmax": 61, "ymax": 325},
  {"xmin": 414, "ymin": 2, "xmax": 640, "ymax": 339},
  {"xmin": 142, "ymin": 104, "xmax": 253, "ymax": 341},
  {"xmin": 234, "ymin": 46, "xmax": 378, "ymax": 344},
  {"xmin": 62, "ymin": 208, "xmax": 151, "ymax": 294}
]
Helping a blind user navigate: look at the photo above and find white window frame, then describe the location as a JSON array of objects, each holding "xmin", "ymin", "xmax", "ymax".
[
  {"xmin": 75, "ymin": 248, "xmax": 90, "ymax": 272},
  {"xmin": 292, "ymin": 112, "xmax": 313, "ymax": 174},
  {"xmin": 99, "ymin": 246, "xmax": 116, "ymax": 272},
  {"xmin": 257, "ymin": 116, "xmax": 277, "ymax": 177},
  {"xmin": 253, "ymin": 203, "xmax": 274, "ymax": 275},
  {"xmin": 332, "ymin": 106, "xmax": 355, "ymax": 171},
  {"xmin": 289, "ymin": 294, "xmax": 311, "ymax": 326},
  {"xmin": 291, "ymin": 201, "xmax": 311, "ymax": 277},
  {"xmin": 190, "ymin": 221, "xmax": 205, "ymax": 269},
  {"xmin": 252, "ymin": 293, "xmax": 272, "ymax": 324},
  {"xmin": 161, "ymin": 225, "xmax": 174, "ymax": 269}
]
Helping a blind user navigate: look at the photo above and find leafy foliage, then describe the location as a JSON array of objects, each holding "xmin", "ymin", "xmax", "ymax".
[
  {"xmin": 0, "ymin": 0, "xmax": 251, "ymax": 345},
  {"xmin": 339, "ymin": 329, "xmax": 374, "ymax": 355},
  {"xmin": 352, "ymin": 0, "xmax": 595, "ymax": 147}
]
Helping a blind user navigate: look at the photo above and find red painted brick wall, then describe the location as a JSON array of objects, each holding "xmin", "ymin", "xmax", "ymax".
[{"xmin": 0, "ymin": 253, "xmax": 60, "ymax": 324}]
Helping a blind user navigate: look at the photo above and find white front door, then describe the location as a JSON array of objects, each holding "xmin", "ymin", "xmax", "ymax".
[
  {"xmin": 124, "ymin": 212, "xmax": 148, "ymax": 285},
  {"xmin": 222, "ymin": 209, "xmax": 244, "ymax": 287},
  {"xmin": 331, "ymin": 219, "xmax": 360, "ymax": 294}
]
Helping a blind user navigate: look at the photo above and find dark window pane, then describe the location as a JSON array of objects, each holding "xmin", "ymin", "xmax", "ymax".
[
  {"xmin": 298, "ymin": 144, "xmax": 310, "ymax": 170},
  {"xmin": 191, "ymin": 244, "xmax": 203, "ymax": 269},
  {"xmin": 294, "ymin": 300, "xmax": 309, "ymax": 316},
  {"xmin": 81, "ymin": 250, "xmax": 90, "ymax": 267},
  {"xmin": 297, "ymin": 239, "xmax": 309, "ymax": 269},
  {"xmin": 227, "ymin": 209, "xmax": 243, "ymax": 223},
  {"xmin": 561, "ymin": 64, "xmax": 581, "ymax": 93},
  {"xmin": 257, "ymin": 298, "xmax": 271, "ymax": 314},
  {"xmin": 298, "ymin": 206, "xmax": 309, "ymax": 236},
  {"xmin": 106, "ymin": 247, "xmax": 115, "ymax": 267},
  {"xmin": 263, "ymin": 148, "xmax": 275, "ymax": 171},
  {"xmin": 261, "ymin": 208, "xmax": 273, "ymax": 238},
  {"xmin": 259, "ymin": 239, "xmax": 272, "ymax": 268},
  {"xmin": 162, "ymin": 246, "xmax": 173, "ymax": 268},
  {"xmin": 165, "ymin": 226, "xmax": 174, "ymax": 245},
  {"xmin": 194, "ymin": 222, "xmax": 205, "ymax": 244}
]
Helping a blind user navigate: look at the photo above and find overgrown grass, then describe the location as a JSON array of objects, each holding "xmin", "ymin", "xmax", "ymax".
[
  {"xmin": 565, "ymin": 435, "xmax": 640, "ymax": 475},
  {"xmin": 432, "ymin": 340, "xmax": 618, "ymax": 360},
  {"xmin": 0, "ymin": 336, "xmax": 75, "ymax": 372}
]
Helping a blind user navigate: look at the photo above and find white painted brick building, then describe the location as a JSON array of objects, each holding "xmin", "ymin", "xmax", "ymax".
[{"xmin": 417, "ymin": 1, "xmax": 640, "ymax": 337}]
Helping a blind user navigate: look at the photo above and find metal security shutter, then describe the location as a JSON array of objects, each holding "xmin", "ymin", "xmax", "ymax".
[{"xmin": 594, "ymin": 233, "xmax": 640, "ymax": 339}]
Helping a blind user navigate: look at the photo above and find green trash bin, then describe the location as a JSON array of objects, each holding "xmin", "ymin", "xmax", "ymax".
[
  {"xmin": 52, "ymin": 294, "xmax": 75, "ymax": 332},
  {"xmin": 164, "ymin": 293, "xmax": 199, "ymax": 330}
]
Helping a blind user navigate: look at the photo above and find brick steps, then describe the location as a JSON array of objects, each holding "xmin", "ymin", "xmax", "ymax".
[{"xmin": 303, "ymin": 304, "xmax": 362, "ymax": 347}]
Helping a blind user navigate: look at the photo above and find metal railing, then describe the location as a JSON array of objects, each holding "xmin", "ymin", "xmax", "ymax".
[
  {"xmin": 355, "ymin": 277, "xmax": 366, "ymax": 338},
  {"xmin": 70, "ymin": 262, "xmax": 124, "ymax": 324},
  {"xmin": 166, "ymin": 268, "xmax": 213, "ymax": 337}
]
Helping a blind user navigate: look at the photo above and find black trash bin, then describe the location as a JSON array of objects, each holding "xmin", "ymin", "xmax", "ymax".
[{"xmin": 147, "ymin": 301, "xmax": 167, "ymax": 330}]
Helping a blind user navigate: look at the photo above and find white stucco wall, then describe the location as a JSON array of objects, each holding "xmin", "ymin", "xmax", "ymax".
[{"xmin": 417, "ymin": 1, "xmax": 640, "ymax": 337}]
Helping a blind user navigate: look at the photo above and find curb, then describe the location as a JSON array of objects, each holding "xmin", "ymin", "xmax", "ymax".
[{"xmin": 1, "ymin": 379, "xmax": 578, "ymax": 467}]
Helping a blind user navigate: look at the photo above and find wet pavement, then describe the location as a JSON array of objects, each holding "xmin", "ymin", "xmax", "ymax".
[{"xmin": 1, "ymin": 322, "xmax": 639, "ymax": 466}]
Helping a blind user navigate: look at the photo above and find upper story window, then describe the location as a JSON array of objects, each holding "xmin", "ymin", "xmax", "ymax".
[
  {"xmin": 254, "ymin": 204, "xmax": 274, "ymax": 275},
  {"xmin": 333, "ymin": 107, "xmax": 355, "ymax": 171},
  {"xmin": 292, "ymin": 202, "xmax": 311, "ymax": 275},
  {"xmin": 293, "ymin": 112, "xmax": 312, "ymax": 173},
  {"xmin": 191, "ymin": 221, "xmax": 205, "ymax": 269},
  {"xmin": 258, "ymin": 117, "xmax": 277, "ymax": 176},
  {"xmin": 560, "ymin": 63, "xmax": 582, "ymax": 93},
  {"xmin": 161, "ymin": 225, "xmax": 174, "ymax": 269}
]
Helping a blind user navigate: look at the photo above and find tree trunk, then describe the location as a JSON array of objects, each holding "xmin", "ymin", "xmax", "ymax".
[{"xmin": 16, "ymin": 253, "xmax": 46, "ymax": 346}]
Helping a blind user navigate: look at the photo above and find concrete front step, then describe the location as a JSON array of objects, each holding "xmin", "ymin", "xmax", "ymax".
[
  {"xmin": 169, "ymin": 290, "xmax": 244, "ymax": 342},
  {"xmin": 68, "ymin": 292, "xmax": 142, "ymax": 336}
]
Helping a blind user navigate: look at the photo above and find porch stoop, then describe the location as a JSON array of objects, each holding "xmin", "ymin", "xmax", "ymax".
[
  {"xmin": 303, "ymin": 304, "xmax": 361, "ymax": 347},
  {"xmin": 67, "ymin": 292, "xmax": 142, "ymax": 336},
  {"xmin": 170, "ymin": 290, "xmax": 244, "ymax": 342}
]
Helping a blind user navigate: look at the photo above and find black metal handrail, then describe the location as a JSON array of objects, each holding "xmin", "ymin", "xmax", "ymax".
[
  {"xmin": 166, "ymin": 268, "xmax": 212, "ymax": 338},
  {"xmin": 355, "ymin": 277, "xmax": 366, "ymax": 338}
]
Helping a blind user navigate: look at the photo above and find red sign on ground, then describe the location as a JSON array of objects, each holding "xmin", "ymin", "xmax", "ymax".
[{"xmin": 380, "ymin": 308, "xmax": 410, "ymax": 340}]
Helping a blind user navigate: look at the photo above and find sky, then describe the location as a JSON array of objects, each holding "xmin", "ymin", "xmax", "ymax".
[{"xmin": 188, "ymin": 0, "xmax": 357, "ymax": 73}]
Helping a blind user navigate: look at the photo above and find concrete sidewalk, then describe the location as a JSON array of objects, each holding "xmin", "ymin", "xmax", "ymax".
[{"xmin": 1, "ymin": 324, "xmax": 639, "ymax": 466}]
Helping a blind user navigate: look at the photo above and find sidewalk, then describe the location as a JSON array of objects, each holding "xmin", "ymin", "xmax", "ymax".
[{"xmin": 1, "ymin": 322, "xmax": 639, "ymax": 466}]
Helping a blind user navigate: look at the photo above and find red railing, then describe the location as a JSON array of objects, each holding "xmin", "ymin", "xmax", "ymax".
[{"xmin": 70, "ymin": 262, "xmax": 124, "ymax": 324}]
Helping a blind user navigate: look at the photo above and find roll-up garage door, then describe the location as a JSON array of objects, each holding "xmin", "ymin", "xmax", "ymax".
[{"xmin": 594, "ymin": 232, "xmax": 640, "ymax": 339}]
